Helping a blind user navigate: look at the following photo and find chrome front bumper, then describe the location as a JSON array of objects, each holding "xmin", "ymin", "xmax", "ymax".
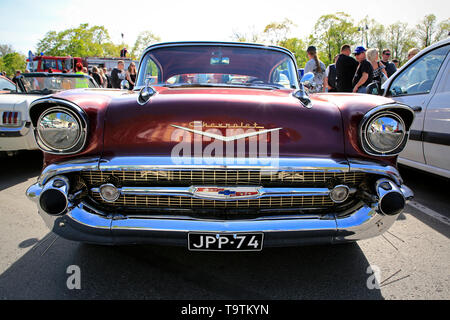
[
  {"xmin": 26, "ymin": 186, "xmax": 413, "ymax": 247},
  {"xmin": 26, "ymin": 156, "xmax": 413, "ymax": 247}
]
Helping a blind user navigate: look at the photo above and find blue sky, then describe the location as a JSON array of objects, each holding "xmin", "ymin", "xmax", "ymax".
[{"xmin": 0, "ymin": 0, "xmax": 448, "ymax": 55}]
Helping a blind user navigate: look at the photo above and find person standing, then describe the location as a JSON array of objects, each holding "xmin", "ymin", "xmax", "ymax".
[
  {"xmin": 324, "ymin": 54, "xmax": 339, "ymax": 92},
  {"xmin": 91, "ymin": 66, "xmax": 103, "ymax": 87},
  {"xmin": 352, "ymin": 46, "xmax": 374, "ymax": 93},
  {"xmin": 103, "ymin": 67, "xmax": 112, "ymax": 88},
  {"xmin": 380, "ymin": 49, "xmax": 397, "ymax": 77},
  {"xmin": 336, "ymin": 44, "xmax": 358, "ymax": 92},
  {"xmin": 75, "ymin": 62, "xmax": 84, "ymax": 75},
  {"xmin": 367, "ymin": 48, "xmax": 388, "ymax": 85},
  {"xmin": 111, "ymin": 60, "xmax": 125, "ymax": 89},
  {"xmin": 407, "ymin": 48, "xmax": 420, "ymax": 60},
  {"xmin": 12, "ymin": 70, "xmax": 21, "ymax": 84},
  {"xmin": 304, "ymin": 46, "xmax": 326, "ymax": 93},
  {"xmin": 126, "ymin": 62, "xmax": 137, "ymax": 90}
]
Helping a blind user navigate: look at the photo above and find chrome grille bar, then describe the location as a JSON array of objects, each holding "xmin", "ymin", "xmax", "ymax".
[
  {"xmin": 91, "ymin": 193, "xmax": 335, "ymax": 209},
  {"xmin": 81, "ymin": 170, "xmax": 366, "ymax": 186}
]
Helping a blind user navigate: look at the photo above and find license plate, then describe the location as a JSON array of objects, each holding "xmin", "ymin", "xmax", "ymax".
[{"xmin": 188, "ymin": 232, "xmax": 263, "ymax": 251}]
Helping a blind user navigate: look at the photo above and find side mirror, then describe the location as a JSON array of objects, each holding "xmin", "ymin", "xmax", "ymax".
[
  {"xmin": 120, "ymin": 80, "xmax": 130, "ymax": 90},
  {"xmin": 366, "ymin": 82, "xmax": 380, "ymax": 95},
  {"xmin": 300, "ymin": 72, "xmax": 314, "ymax": 84}
]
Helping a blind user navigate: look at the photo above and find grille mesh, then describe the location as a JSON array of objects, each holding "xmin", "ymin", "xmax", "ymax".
[{"xmin": 81, "ymin": 170, "xmax": 365, "ymax": 186}]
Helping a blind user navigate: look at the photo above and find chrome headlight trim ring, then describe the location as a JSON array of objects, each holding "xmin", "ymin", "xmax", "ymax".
[
  {"xmin": 32, "ymin": 98, "xmax": 89, "ymax": 155},
  {"xmin": 359, "ymin": 103, "xmax": 414, "ymax": 157}
]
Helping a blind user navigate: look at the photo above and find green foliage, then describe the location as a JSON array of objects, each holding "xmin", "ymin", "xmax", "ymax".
[
  {"xmin": 279, "ymin": 38, "xmax": 308, "ymax": 68},
  {"xmin": 36, "ymin": 23, "xmax": 130, "ymax": 57},
  {"xmin": 386, "ymin": 22, "xmax": 417, "ymax": 64},
  {"xmin": 311, "ymin": 12, "xmax": 358, "ymax": 65},
  {"xmin": 263, "ymin": 18, "xmax": 296, "ymax": 45},
  {"xmin": 1, "ymin": 52, "xmax": 26, "ymax": 77},
  {"xmin": 132, "ymin": 31, "xmax": 161, "ymax": 59}
]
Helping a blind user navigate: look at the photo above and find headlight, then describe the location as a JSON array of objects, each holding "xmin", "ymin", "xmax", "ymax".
[
  {"xmin": 36, "ymin": 106, "xmax": 86, "ymax": 153},
  {"xmin": 360, "ymin": 111, "xmax": 407, "ymax": 156}
]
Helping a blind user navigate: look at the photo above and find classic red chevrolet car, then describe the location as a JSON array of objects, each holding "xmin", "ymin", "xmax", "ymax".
[{"xmin": 26, "ymin": 42, "xmax": 414, "ymax": 251}]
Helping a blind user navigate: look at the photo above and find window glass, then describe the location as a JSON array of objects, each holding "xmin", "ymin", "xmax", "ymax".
[
  {"xmin": 0, "ymin": 78, "xmax": 16, "ymax": 91},
  {"xmin": 389, "ymin": 45, "xmax": 449, "ymax": 96},
  {"xmin": 137, "ymin": 45, "xmax": 299, "ymax": 89}
]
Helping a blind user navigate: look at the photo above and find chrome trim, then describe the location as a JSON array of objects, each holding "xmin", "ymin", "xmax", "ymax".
[
  {"xmin": 90, "ymin": 186, "xmax": 332, "ymax": 201},
  {"xmin": 98, "ymin": 156, "xmax": 350, "ymax": 171},
  {"xmin": 358, "ymin": 103, "xmax": 415, "ymax": 157},
  {"xmin": 135, "ymin": 41, "xmax": 300, "ymax": 90},
  {"xmin": 29, "ymin": 97, "xmax": 89, "ymax": 155},
  {"xmin": 329, "ymin": 185, "xmax": 350, "ymax": 203},
  {"xmin": 0, "ymin": 121, "xmax": 31, "ymax": 137},
  {"xmin": 98, "ymin": 183, "xmax": 120, "ymax": 202},
  {"xmin": 36, "ymin": 156, "xmax": 403, "ymax": 187},
  {"xmin": 171, "ymin": 124, "xmax": 283, "ymax": 142},
  {"xmin": 38, "ymin": 157, "xmax": 100, "ymax": 185},
  {"xmin": 36, "ymin": 106, "xmax": 85, "ymax": 153},
  {"xmin": 39, "ymin": 175, "xmax": 70, "ymax": 216},
  {"xmin": 26, "ymin": 198, "xmax": 400, "ymax": 245}
]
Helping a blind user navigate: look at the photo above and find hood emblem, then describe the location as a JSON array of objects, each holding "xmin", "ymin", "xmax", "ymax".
[
  {"xmin": 171, "ymin": 124, "xmax": 282, "ymax": 142},
  {"xmin": 192, "ymin": 186, "xmax": 261, "ymax": 200}
]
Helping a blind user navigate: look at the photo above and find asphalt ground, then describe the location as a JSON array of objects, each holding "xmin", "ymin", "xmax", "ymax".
[{"xmin": 0, "ymin": 150, "xmax": 448, "ymax": 299}]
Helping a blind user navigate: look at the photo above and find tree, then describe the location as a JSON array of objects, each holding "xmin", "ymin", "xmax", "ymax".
[
  {"xmin": 279, "ymin": 37, "xmax": 308, "ymax": 69},
  {"xmin": 357, "ymin": 17, "xmax": 387, "ymax": 53},
  {"xmin": 1, "ymin": 52, "xmax": 26, "ymax": 77},
  {"xmin": 386, "ymin": 22, "xmax": 417, "ymax": 63},
  {"xmin": 434, "ymin": 18, "xmax": 450, "ymax": 42},
  {"xmin": 311, "ymin": 12, "xmax": 358, "ymax": 65},
  {"xmin": 132, "ymin": 31, "xmax": 161, "ymax": 58},
  {"xmin": 263, "ymin": 18, "xmax": 296, "ymax": 45},
  {"xmin": 36, "ymin": 23, "xmax": 126, "ymax": 57},
  {"xmin": 231, "ymin": 26, "xmax": 262, "ymax": 43},
  {"xmin": 416, "ymin": 14, "xmax": 438, "ymax": 48},
  {"xmin": 0, "ymin": 44, "xmax": 14, "ymax": 57}
]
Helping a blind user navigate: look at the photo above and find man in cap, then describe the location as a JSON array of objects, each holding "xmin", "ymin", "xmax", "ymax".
[{"xmin": 352, "ymin": 46, "xmax": 374, "ymax": 93}]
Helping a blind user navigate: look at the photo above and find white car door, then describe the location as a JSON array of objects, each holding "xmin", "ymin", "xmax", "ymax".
[
  {"xmin": 385, "ymin": 44, "xmax": 450, "ymax": 168},
  {"xmin": 422, "ymin": 54, "xmax": 450, "ymax": 176}
]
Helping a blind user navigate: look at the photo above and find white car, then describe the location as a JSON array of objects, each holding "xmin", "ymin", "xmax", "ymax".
[
  {"xmin": 382, "ymin": 38, "xmax": 450, "ymax": 178},
  {"xmin": 0, "ymin": 72, "xmax": 98, "ymax": 154}
]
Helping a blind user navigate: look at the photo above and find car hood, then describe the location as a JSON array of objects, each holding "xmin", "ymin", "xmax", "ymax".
[{"xmin": 97, "ymin": 87, "xmax": 346, "ymax": 160}]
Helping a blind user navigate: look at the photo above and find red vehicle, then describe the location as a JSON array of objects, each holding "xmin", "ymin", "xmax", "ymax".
[
  {"xmin": 26, "ymin": 55, "xmax": 85, "ymax": 73},
  {"xmin": 26, "ymin": 42, "xmax": 415, "ymax": 250}
]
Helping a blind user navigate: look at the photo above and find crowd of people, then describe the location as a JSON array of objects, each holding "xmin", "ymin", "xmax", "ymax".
[
  {"xmin": 303, "ymin": 44, "xmax": 419, "ymax": 93},
  {"xmin": 1, "ymin": 60, "xmax": 137, "ymax": 90}
]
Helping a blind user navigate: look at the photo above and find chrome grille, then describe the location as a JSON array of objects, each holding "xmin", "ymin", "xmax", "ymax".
[
  {"xmin": 81, "ymin": 170, "xmax": 366, "ymax": 186},
  {"xmin": 91, "ymin": 193, "xmax": 335, "ymax": 209}
]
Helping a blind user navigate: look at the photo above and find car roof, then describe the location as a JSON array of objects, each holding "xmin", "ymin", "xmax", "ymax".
[{"xmin": 141, "ymin": 41, "xmax": 297, "ymax": 64}]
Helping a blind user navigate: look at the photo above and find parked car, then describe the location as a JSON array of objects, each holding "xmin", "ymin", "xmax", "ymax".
[
  {"xmin": 0, "ymin": 72, "xmax": 98, "ymax": 154},
  {"xmin": 26, "ymin": 42, "xmax": 414, "ymax": 250},
  {"xmin": 380, "ymin": 38, "xmax": 449, "ymax": 178},
  {"xmin": 0, "ymin": 75, "xmax": 16, "ymax": 93}
]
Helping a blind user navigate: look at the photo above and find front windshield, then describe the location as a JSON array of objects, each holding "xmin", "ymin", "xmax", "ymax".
[
  {"xmin": 137, "ymin": 45, "xmax": 299, "ymax": 90},
  {"xmin": 0, "ymin": 77, "xmax": 16, "ymax": 91},
  {"xmin": 21, "ymin": 75, "xmax": 97, "ymax": 93}
]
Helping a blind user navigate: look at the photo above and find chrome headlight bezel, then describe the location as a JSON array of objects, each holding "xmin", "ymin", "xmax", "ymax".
[
  {"xmin": 34, "ymin": 103, "xmax": 88, "ymax": 154},
  {"xmin": 359, "ymin": 104, "xmax": 413, "ymax": 157}
]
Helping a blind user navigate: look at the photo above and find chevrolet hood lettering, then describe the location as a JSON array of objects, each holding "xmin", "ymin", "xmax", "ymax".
[{"xmin": 171, "ymin": 124, "xmax": 282, "ymax": 142}]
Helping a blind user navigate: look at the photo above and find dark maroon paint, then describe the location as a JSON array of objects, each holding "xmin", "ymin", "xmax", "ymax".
[{"xmin": 42, "ymin": 87, "xmax": 398, "ymax": 167}]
